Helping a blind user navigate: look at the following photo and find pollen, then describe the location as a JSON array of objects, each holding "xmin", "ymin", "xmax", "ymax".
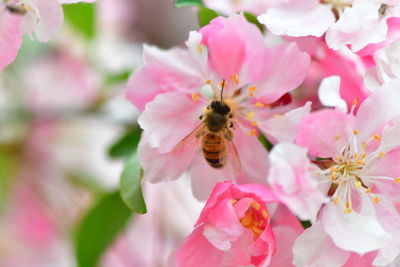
[
  {"xmin": 373, "ymin": 196, "xmax": 380, "ymax": 204},
  {"xmin": 352, "ymin": 98, "xmax": 359, "ymax": 106},
  {"xmin": 246, "ymin": 111, "xmax": 255, "ymax": 120},
  {"xmin": 251, "ymin": 201, "xmax": 261, "ymax": 211},
  {"xmin": 395, "ymin": 178, "xmax": 400, "ymax": 183},
  {"xmin": 251, "ymin": 121, "xmax": 257, "ymax": 127},
  {"xmin": 378, "ymin": 152, "xmax": 385, "ymax": 158},
  {"xmin": 205, "ymin": 80, "xmax": 211, "ymax": 85},
  {"xmin": 344, "ymin": 208, "xmax": 353, "ymax": 214},
  {"xmin": 373, "ymin": 134, "xmax": 381, "ymax": 142},
  {"xmin": 334, "ymin": 135, "xmax": 341, "ymax": 140},
  {"xmin": 197, "ymin": 45, "xmax": 203, "ymax": 54},
  {"xmin": 232, "ymin": 74, "xmax": 240, "ymax": 84},
  {"xmin": 249, "ymin": 129, "xmax": 257, "ymax": 136},
  {"xmin": 261, "ymin": 209, "xmax": 268, "ymax": 219},
  {"xmin": 355, "ymin": 160, "xmax": 365, "ymax": 165},
  {"xmin": 231, "ymin": 199, "xmax": 238, "ymax": 205},
  {"xmin": 353, "ymin": 130, "xmax": 359, "ymax": 135},
  {"xmin": 255, "ymin": 101, "xmax": 264, "ymax": 108},
  {"xmin": 240, "ymin": 214, "xmax": 253, "ymax": 227},
  {"xmin": 192, "ymin": 93, "xmax": 199, "ymax": 102},
  {"xmin": 345, "ymin": 201, "xmax": 351, "ymax": 209},
  {"xmin": 248, "ymin": 86, "xmax": 257, "ymax": 92}
]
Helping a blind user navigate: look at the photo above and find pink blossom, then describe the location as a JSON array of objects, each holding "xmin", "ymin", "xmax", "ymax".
[
  {"xmin": 0, "ymin": 0, "xmax": 95, "ymax": 72},
  {"xmin": 175, "ymin": 181, "xmax": 302, "ymax": 267},
  {"xmin": 127, "ymin": 14, "xmax": 310, "ymax": 199},
  {"xmin": 288, "ymin": 82, "xmax": 400, "ymax": 265},
  {"xmin": 258, "ymin": 0, "xmax": 400, "ymax": 53},
  {"xmin": 202, "ymin": 0, "xmax": 269, "ymax": 15}
]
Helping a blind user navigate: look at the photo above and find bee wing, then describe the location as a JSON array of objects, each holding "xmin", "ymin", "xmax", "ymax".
[
  {"xmin": 173, "ymin": 123, "xmax": 206, "ymax": 154},
  {"xmin": 224, "ymin": 133, "xmax": 241, "ymax": 174}
]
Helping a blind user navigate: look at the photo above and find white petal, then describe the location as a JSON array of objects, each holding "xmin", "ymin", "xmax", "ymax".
[{"xmin": 318, "ymin": 76, "xmax": 347, "ymax": 113}]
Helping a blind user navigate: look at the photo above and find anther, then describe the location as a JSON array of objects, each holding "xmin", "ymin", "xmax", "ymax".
[
  {"xmin": 346, "ymin": 201, "xmax": 351, "ymax": 209},
  {"xmin": 344, "ymin": 208, "xmax": 353, "ymax": 214},
  {"xmin": 249, "ymin": 129, "xmax": 257, "ymax": 136},
  {"xmin": 241, "ymin": 215, "xmax": 253, "ymax": 227},
  {"xmin": 246, "ymin": 111, "xmax": 255, "ymax": 120},
  {"xmin": 334, "ymin": 135, "xmax": 341, "ymax": 140},
  {"xmin": 333, "ymin": 197, "xmax": 339, "ymax": 204},
  {"xmin": 231, "ymin": 199, "xmax": 238, "ymax": 205},
  {"xmin": 192, "ymin": 93, "xmax": 199, "ymax": 102},
  {"xmin": 232, "ymin": 74, "xmax": 240, "ymax": 85},
  {"xmin": 365, "ymin": 187, "xmax": 372, "ymax": 193},
  {"xmin": 373, "ymin": 196, "xmax": 380, "ymax": 204},
  {"xmin": 273, "ymin": 114, "xmax": 282, "ymax": 119},
  {"xmin": 251, "ymin": 121, "xmax": 257, "ymax": 127},
  {"xmin": 373, "ymin": 134, "xmax": 381, "ymax": 142},
  {"xmin": 355, "ymin": 181, "xmax": 362, "ymax": 188},
  {"xmin": 353, "ymin": 130, "xmax": 359, "ymax": 135},
  {"xmin": 261, "ymin": 209, "xmax": 268, "ymax": 219},
  {"xmin": 197, "ymin": 45, "xmax": 203, "ymax": 54},
  {"xmin": 248, "ymin": 86, "xmax": 257, "ymax": 92},
  {"xmin": 205, "ymin": 80, "xmax": 211, "ymax": 85},
  {"xmin": 352, "ymin": 98, "xmax": 359, "ymax": 106},
  {"xmin": 378, "ymin": 152, "xmax": 385, "ymax": 158},
  {"xmin": 395, "ymin": 178, "xmax": 400, "ymax": 183},
  {"xmin": 255, "ymin": 101, "xmax": 264, "ymax": 108},
  {"xmin": 251, "ymin": 201, "xmax": 261, "ymax": 211}
]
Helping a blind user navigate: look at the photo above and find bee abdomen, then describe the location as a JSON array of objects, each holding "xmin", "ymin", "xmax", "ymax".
[{"xmin": 202, "ymin": 134, "xmax": 227, "ymax": 169}]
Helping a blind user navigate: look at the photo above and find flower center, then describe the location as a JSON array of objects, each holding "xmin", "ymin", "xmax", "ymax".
[{"xmin": 233, "ymin": 199, "xmax": 269, "ymax": 238}]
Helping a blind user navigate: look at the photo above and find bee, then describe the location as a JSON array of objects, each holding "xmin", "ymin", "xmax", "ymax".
[
  {"xmin": 379, "ymin": 4, "xmax": 388, "ymax": 16},
  {"xmin": 174, "ymin": 80, "xmax": 241, "ymax": 172},
  {"xmin": 5, "ymin": 4, "xmax": 27, "ymax": 15}
]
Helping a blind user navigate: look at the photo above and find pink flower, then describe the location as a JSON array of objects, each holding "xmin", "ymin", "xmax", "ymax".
[
  {"xmin": 202, "ymin": 0, "xmax": 269, "ymax": 15},
  {"xmin": 0, "ymin": 0, "xmax": 95, "ymax": 72},
  {"xmin": 258, "ymin": 0, "xmax": 400, "ymax": 53},
  {"xmin": 286, "ymin": 81, "xmax": 400, "ymax": 265},
  {"xmin": 127, "ymin": 14, "xmax": 310, "ymax": 199},
  {"xmin": 175, "ymin": 181, "xmax": 302, "ymax": 267}
]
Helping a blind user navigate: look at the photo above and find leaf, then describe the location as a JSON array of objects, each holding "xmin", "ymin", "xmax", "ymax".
[
  {"xmin": 258, "ymin": 133, "xmax": 273, "ymax": 151},
  {"xmin": 120, "ymin": 153, "xmax": 147, "ymax": 213},
  {"xmin": 301, "ymin": 220, "xmax": 312, "ymax": 229},
  {"xmin": 108, "ymin": 128, "xmax": 141, "ymax": 158},
  {"xmin": 75, "ymin": 191, "xmax": 132, "ymax": 267},
  {"xmin": 243, "ymin": 12, "xmax": 264, "ymax": 32},
  {"xmin": 63, "ymin": 3, "xmax": 96, "ymax": 39},
  {"xmin": 175, "ymin": 0, "xmax": 204, "ymax": 8},
  {"xmin": 198, "ymin": 7, "xmax": 220, "ymax": 27}
]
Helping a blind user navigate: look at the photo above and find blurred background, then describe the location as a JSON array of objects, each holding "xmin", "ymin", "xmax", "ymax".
[{"xmin": 0, "ymin": 1, "xmax": 204, "ymax": 266}]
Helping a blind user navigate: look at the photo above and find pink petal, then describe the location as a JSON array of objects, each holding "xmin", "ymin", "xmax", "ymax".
[
  {"xmin": 259, "ymin": 102, "xmax": 311, "ymax": 144},
  {"xmin": 321, "ymin": 195, "xmax": 391, "ymax": 254},
  {"xmin": 176, "ymin": 226, "xmax": 224, "ymax": 267},
  {"xmin": 252, "ymin": 42, "xmax": 310, "ymax": 104},
  {"xmin": 268, "ymin": 143, "xmax": 327, "ymax": 221},
  {"xmin": 138, "ymin": 92, "xmax": 204, "ymax": 153},
  {"xmin": 27, "ymin": 0, "xmax": 64, "ymax": 42},
  {"xmin": 296, "ymin": 110, "xmax": 355, "ymax": 158},
  {"xmin": 269, "ymin": 226, "xmax": 300, "ymax": 267},
  {"xmin": 0, "ymin": 11, "xmax": 22, "ymax": 72},
  {"xmin": 293, "ymin": 223, "xmax": 351, "ymax": 267},
  {"xmin": 258, "ymin": 0, "xmax": 335, "ymax": 37},
  {"xmin": 200, "ymin": 14, "xmax": 265, "ymax": 81},
  {"xmin": 60, "ymin": 0, "xmax": 96, "ymax": 3}
]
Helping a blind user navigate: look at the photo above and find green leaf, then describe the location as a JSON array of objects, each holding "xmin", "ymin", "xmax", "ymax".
[
  {"xmin": 0, "ymin": 151, "xmax": 16, "ymax": 212},
  {"xmin": 63, "ymin": 3, "xmax": 96, "ymax": 39},
  {"xmin": 120, "ymin": 153, "xmax": 147, "ymax": 213},
  {"xmin": 75, "ymin": 191, "xmax": 132, "ymax": 267},
  {"xmin": 175, "ymin": 0, "xmax": 204, "ymax": 8},
  {"xmin": 301, "ymin": 220, "xmax": 312, "ymax": 229},
  {"xmin": 198, "ymin": 7, "xmax": 220, "ymax": 27},
  {"xmin": 108, "ymin": 129, "xmax": 141, "ymax": 158},
  {"xmin": 243, "ymin": 12, "xmax": 264, "ymax": 32}
]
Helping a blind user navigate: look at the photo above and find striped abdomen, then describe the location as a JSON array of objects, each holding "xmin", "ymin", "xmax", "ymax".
[{"xmin": 202, "ymin": 133, "xmax": 227, "ymax": 168}]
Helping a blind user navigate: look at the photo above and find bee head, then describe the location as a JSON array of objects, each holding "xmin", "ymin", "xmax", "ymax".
[{"xmin": 210, "ymin": 100, "xmax": 231, "ymax": 115}]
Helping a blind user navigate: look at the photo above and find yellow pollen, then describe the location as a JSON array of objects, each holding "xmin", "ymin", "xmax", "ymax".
[
  {"xmin": 344, "ymin": 208, "xmax": 353, "ymax": 214},
  {"xmin": 191, "ymin": 93, "xmax": 199, "ymax": 102},
  {"xmin": 334, "ymin": 135, "xmax": 341, "ymax": 141},
  {"xmin": 261, "ymin": 209, "xmax": 268, "ymax": 219},
  {"xmin": 255, "ymin": 101, "xmax": 264, "ymax": 108},
  {"xmin": 373, "ymin": 196, "xmax": 380, "ymax": 204},
  {"xmin": 251, "ymin": 225, "xmax": 263, "ymax": 235},
  {"xmin": 205, "ymin": 80, "xmax": 211, "ymax": 85},
  {"xmin": 240, "ymin": 215, "xmax": 253, "ymax": 227},
  {"xmin": 330, "ymin": 167, "xmax": 338, "ymax": 173},
  {"xmin": 333, "ymin": 197, "xmax": 339, "ymax": 204},
  {"xmin": 232, "ymin": 74, "xmax": 240, "ymax": 84},
  {"xmin": 219, "ymin": 82, "xmax": 224, "ymax": 88},
  {"xmin": 197, "ymin": 45, "xmax": 203, "ymax": 54},
  {"xmin": 353, "ymin": 130, "xmax": 359, "ymax": 135},
  {"xmin": 273, "ymin": 114, "xmax": 282, "ymax": 119},
  {"xmin": 353, "ymin": 153, "xmax": 359, "ymax": 159},
  {"xmin": 365, "ymin": 187, "xmax": 372, "ymax": 193},
  {"xmin": 251, "ymin": 201, "xmax": 261, "ymax": 211},
  {"xmin": 231, "ymin": 199, "xmax": 238, "ymax": 205},
  {"xmin": 249, "ymin": 92, "xmax": 254, "ymax": 97},
  {"xmin": 352, "ymin": 98, "xmax": 359, "ymax": 106},
  {"xmin": 355, "ymin": 181, "xmax": 362, "ymax": 188},
  {"xmin": 249, "ymin": 129, "xmax": 257, "ymax": 136},
  {"xmin": 330, "ymin": 174, "xmax": 337, "ymax": 181},
  {"xmin": 378, "ymin": 152, "xmax": 385, "ymax": 158},
  {"xmin": 374, "ymin": 135, "xmax": 381, "ymax": 142},
  {"xmin": 246, "ymin": 111, "xmax": 255, "ymax": 120},
  {"xmin": 361, "ymin": 153, "xmax": 366, "ymax": 159},
  {"xmin": 355, "ymin": 160, "xmax": 365, "ymax": 165},
  {"xmin": 346, "ymin": 201, "xmax": 351, "ymax": 209},
  {"xmin": 395, "ymin": 178, "xmax": 400, "ymax": 183},
  {"xmin": 251, "ymin": 121, "xmax": 257, "ymax": 127},
  {"xmin": 248, "ymin": 86, "xmax": 257, "ymax": 92}
]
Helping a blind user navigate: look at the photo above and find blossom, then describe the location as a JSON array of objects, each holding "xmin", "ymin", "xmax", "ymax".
[
  {"xmin": 175, "ymin": 181, "xmax": 303, "ymax": 267},
  {"xmin": 202, "ymin": 0, "xmax": 268, "ymax": 15},
  {"xmin": 258, "ymin": 0, "xmax": 400, "ymax": 53},
  {"xmin": 284, "ymin": 80, "xmax": 400, "ymax": 266},
  {"xmin": 127, "ymin": 14, "xmax": 310, "ymax": 199},
  {"xmin": 0, "ymin": 0, "xmax": 95, "ymax": 72}
]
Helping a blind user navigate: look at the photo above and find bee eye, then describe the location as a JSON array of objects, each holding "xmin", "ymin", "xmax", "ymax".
[{"xmin": 210, "ymin": 101, "xmax": 218, "ymax": 109}]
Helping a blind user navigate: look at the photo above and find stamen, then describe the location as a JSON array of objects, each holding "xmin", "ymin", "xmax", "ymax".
[
  {"xmin": 378, "ymin": 152, "xmax": 385, "ymax": 158},
  {"xmin": 240, "ymin": 215, "xmax": 253, "ymax": 227},
  {"xmin": 355, "ymin": 181, "xmax": 362, "ymax": 188},
  {"xmin": 251, "ymin": 225, "xmax": 263, "ymax": 235},
  {"xmin": 373, "ymin": 196, "xmax": 380, "ymax": 204},
  {"xmin": 246, "ymin": 111, "xmax": 255, "ymax": 120},
  {"xmin": 261, "ymin": 209, "xmax": 268, "ymax": 219},
  {"xmin": 197, "ymin": 45, "xmax": 203, "ymax": 54},
  {"xmin": 373, "ymin": 134, "xmax": 381, "ymax": 142},
  {"xmin": 248, "ymin": 86, "xmax": 257, "ymax": 97},
  {"xmin": 352, "ymin": 98, "xmax": 359, "ymax": 106},
  {"xmin": 365, "ymin": 187, "xmax": 372, "ymax": 193},
  {"xmin": 205, "ymin": 80, "xmax": 211, "ymax": 85},
  {"xmin": 251, "ymin": 201, "xmax": 261, "ymax": 211},
  {"xmin": 231, "ymin": 199, "xmax": 238, "ymax": 205},
  {"xmin": 333, "ymin": 197, "xmax": 339, "ymax": 204},
  {"xmin": 395, "ymin": 178, "xmax": 400, "ymax": 183},
  {"xmin": 191, "ymin": 93, "xmax": 199, "ymax": 102},
  {"xmin": 344, "ymin": 208, "xmax": 353, "ymax": 214},
  {"xmin": 249, "ymin": 129, "xmax": 257, "ymax": 136},
  {"xmin": 251, "ymin": 121, "xmax": 257, "ymax": 127},
  {"xmin": 273, "ymin": 114, "xmax": 282, "ymax": 119},
  {"xmin": 353, "ymin": 130, "xmax": 359, "ymax": 135},
  {"xmin": 255, "ymin": 101, "xmax": 264, "ymax": 108},
  {"xmin": 334, "ymin": 135, "xmax": 341, "ymax": 140},
  {"xmin": 232, "ymin": 74, "xmax": 240, "ymax": 85}
]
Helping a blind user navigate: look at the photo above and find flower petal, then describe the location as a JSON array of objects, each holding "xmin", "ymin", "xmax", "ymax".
[
  {"xmin": 318, "ymin": 76, "xmax": 348, "ymax": 113},
  {"xmin": 0, "ymin": 11, "xmax": 22, "ymax": 72}
]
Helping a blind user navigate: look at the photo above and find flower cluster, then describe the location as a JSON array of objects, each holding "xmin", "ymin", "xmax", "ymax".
[{"xmin": 126, "ymin": 2, "xmax": 400, "ymax": 265}]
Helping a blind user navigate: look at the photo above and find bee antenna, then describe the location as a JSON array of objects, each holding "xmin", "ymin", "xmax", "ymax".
[{"xmin": 221, "ymin": 79, "xmax": 225, "ymax": 101}]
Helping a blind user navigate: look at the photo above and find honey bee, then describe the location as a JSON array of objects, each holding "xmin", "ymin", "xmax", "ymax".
[
  {"xmin": 5, "ymin": 4, "xmax": 27, "ymax": 15},
  {"xmin": 174, "ymin": 80, "xmax": 241, "ymax": 172}
]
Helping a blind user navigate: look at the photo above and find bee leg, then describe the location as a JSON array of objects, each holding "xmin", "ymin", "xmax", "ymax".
[
  {"xmin": 225, "ymin": 129, "xmax": 234, "ymax": 140},
  {"xmin": 199, "ymin": 115, "xmax": 203, "ymax": 120},
  {"xmin": 229, "ymin": 122, "xmax": 233, "ymax": 128},
  {"xmin": 229, "ymin": 114, "xmax": 233, "ymax": 118}
]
